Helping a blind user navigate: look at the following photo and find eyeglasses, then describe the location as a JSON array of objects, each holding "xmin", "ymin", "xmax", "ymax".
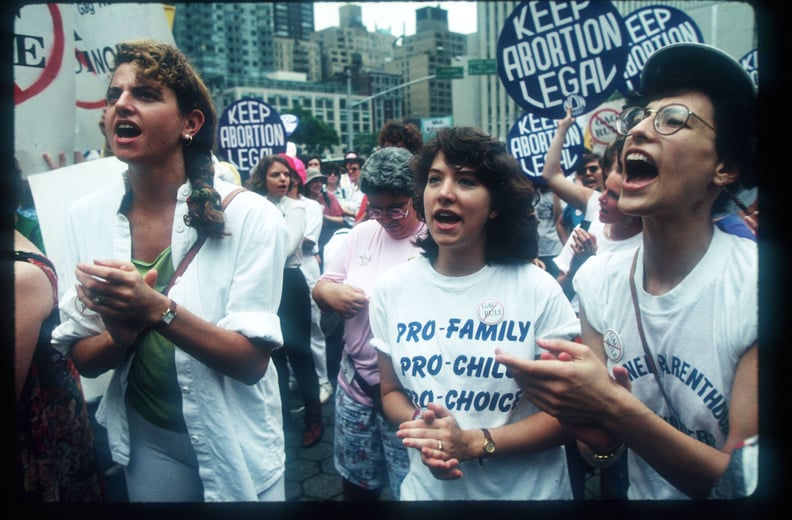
[
  {"xmin": 585, "ymin": 165, "xmax": 600, "ymax": 173},
  {"xmin": 616, "ymin": 103, "xmax": 715, "ymax": 136},
  {"xmin": 366, "ymin": 206, "xmax": 409, "ymax": 220}
]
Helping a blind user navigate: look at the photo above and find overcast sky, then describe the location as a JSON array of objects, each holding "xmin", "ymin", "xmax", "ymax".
[{"xmin": 313, "ymin": 1, "xmax": 478, "ymax": 36}]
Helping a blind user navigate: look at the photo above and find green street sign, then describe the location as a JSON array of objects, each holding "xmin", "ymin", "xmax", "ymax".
[
  {"xmin": 468, "ymin": 59, "xmax": 497, "ymax": 75},
  {"xmin": 436, "ymin": 66, "xmax": 464, "ymax": 79}
]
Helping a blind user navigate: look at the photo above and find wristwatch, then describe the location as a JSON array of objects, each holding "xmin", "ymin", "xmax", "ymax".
[
  {"xmin": 479, "ymin": 428, "xmax": 496, "ymax": 463},
  {"xmin": 153, "ymin": 299, "xmax": 178, "ymax": 329}
]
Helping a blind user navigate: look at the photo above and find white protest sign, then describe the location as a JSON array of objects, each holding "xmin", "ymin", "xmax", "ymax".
[
  {"xmin": 496, "ymin": 1, "xmax": 629, "ymax": 119},
  {"xmin": 216, "ymin": 98, "xmax": 288, "ymax": 178},
  {"xmin": 14, "ymin": 4, "xmax": 76, "ymax": 178},
  {"xmin": 507, "ymin": 112, "xmax": 585, "ymax": 184},
  {"xmin": 72, "ymin": 3, "xmax": 176, "ymax": 150},
  {"xmin": 620, "ymin": 5, "xmax": 703, "ymax": 94},
  {"xmin": 26, "ymin": 156, "xmax": 126, "ymax": 292},
  {"xmin": 421, "ymin": 116, "xmax": 454, "ymax": 140},
  {"xmin": 280, "ymin": 114, "xmax": 300, "ymax": 136},
  {"xmin": 14, "ymin": 3, "xmax": 175, "ymax": 177},
  {"xmin": 588, "ymin": 106, "xmax": 619, "ymax": 146}
]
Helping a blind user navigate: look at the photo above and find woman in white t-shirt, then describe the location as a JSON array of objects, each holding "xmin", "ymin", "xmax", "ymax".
[
  {"xmin": 554, "ymin": 137, "xmax": 642, "ymax": 308},
  {"xmin": 370, "ymin": 127, "xmax": 580, "ymax": 501}
]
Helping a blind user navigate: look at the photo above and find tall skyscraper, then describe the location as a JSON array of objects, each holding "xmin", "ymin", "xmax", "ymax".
[
  {"xmin": 273, "ymin": 2, "xmax": 314, "ymax": 40},
  {"xmin": 272, "ymin": 2, "xmax": 321, "ymax": 81},
  {"xmin": 386, "ymin": 5, "xmax": 467, "ymax": 119},
  {"xmin": 172, "ymin": 3, "xmax": 276, "ymax": 91}
]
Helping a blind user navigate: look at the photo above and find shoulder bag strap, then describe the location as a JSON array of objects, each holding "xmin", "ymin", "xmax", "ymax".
[
  {"xmin": 163, "ymin": 187, "xmax": 247, "ymax": 294},
  {"xmin": 628, "ymin": 249, "xmax": 682, "ymax": 421}
]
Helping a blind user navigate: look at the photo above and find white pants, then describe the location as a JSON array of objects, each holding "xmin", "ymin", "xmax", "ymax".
[{"xmin": 300, "ymin": 254, "xmax": 329, "ymax": 386}]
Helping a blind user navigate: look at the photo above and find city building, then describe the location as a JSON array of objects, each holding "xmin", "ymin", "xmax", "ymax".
[
  {"xmin": 310, "ymin": 4, "xmax": 396, "ymax": 80},
  {"xmin": 172, "ymin": 2, "xmax": 276, "ymax": 91},
  {"xmin": 273, "ymin": 2, "xmax": 322, "ymax": 82},
  {"xmin": 386, "ymin": 6, "xmax": 467, "ymax": 121}
]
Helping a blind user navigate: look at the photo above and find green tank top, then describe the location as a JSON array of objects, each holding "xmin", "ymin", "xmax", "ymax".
[{"xmin": 125, "ymin": 247, "xmax": 187, "ymax": 432}]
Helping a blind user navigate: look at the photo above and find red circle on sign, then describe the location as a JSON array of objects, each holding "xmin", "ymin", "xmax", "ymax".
[
  {"xmin": 14, "ymin": 4, "xmax": 66, "ymax": 106},
  {"xmin": 589, "ymin": 108, "xmax": 620, "ymax": 146}
]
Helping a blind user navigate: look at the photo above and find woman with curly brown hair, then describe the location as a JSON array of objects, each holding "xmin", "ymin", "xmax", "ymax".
[{"xmin": 51, "ymin": 40, "xmax": 289, "ymax": 502}]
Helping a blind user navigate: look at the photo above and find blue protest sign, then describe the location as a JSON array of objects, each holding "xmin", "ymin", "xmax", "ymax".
[
  {"xmin": 507, "ymin": 112, "xmax": 586, "ymax": 185},
  {"xmin": 217, "ymin": 98, "xmax": 287, "ymax": 176},
  {"xmin": 497, "ymin": 1, "xmax": 629, "ymax": 119},
  {"xmin": 620, "ymin": 5, "xmax": 704, "ymax": 94},
  {"xmin": 740, "ymin": 49, "xmax": 758, "ymax": 89}
]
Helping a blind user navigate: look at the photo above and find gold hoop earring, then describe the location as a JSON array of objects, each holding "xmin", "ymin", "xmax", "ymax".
[{"xmin": 183, "ymin": 134, "xmax": 193, "ymax": 147}]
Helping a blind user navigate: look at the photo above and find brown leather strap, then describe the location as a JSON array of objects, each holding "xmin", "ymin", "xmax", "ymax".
[
  {"xmin": 163, "ymin": 187, "xmax": 246, "ymax": 294},
  {"xmin": 628, "ymin": 249, "xmax": 681, "ymax": 421}
]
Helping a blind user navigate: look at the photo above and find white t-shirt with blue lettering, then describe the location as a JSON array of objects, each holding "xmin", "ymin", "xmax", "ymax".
[
  {"xmin": 370, "ymin": 256, "xmax": 580, "ymax": 500},
  {"xmin": 574, "ymin": 228, "xmax": 758, "ymax": 500}
]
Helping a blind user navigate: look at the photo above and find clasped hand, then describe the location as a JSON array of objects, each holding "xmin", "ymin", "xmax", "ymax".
[
  {"xmin": 495, "ymin": 340, "xmax": 630, "ymax": 453},
  {"xmin": 326, "ymin": 283, "xmax": 367, "ymax": 319},
  {"xmin": 398, "ymin": 403, "xmax": 466, "ymax": 480},
  {"xmin": 75, "ymin": 259, "xmax": 162, "ymax": 347}
]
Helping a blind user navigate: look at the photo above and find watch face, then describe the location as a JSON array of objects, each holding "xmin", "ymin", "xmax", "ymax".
[
  {"xmin": 162, "ymin": 309, "xmax": 176, "ymax": 325},
  {"xmin": 484, "ymin": 441, "xmax": 496, "ymax": 454}
]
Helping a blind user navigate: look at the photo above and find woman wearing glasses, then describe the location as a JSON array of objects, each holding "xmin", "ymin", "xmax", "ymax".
[
  {"xmin": 496, "ymin": 43, "xmax": 758, "ymax": 499},
  {"xmin": 369, "ymin": 127, "xmax": 580, "ymax": 500},
  {"xmin": 312, "ymin": 147, "xmax": 424, "ymax": 501}
]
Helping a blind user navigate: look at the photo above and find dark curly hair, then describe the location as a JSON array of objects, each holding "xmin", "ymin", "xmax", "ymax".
[
  {"xmin": 112, "ymin": 39, "xmax": 224, "ymax": 239},
  {"xmin": 378, "ymin": 119, "xmax": 424, "ymax": 154},
  {"xmin": 411, "ymin": 127, "xmax": 539, "ymax": 265}
]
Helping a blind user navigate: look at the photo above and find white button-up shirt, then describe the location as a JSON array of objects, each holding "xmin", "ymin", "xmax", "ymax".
[{"xmin": 52, "ymin": 175, "xmax": 289, "ymax": 501}]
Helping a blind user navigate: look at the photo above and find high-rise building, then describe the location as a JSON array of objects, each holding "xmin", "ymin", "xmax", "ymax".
[
  {"xmin": 273, "ymin": 2, "xmax": 314, "ymax": 40},
  {"xmin": 386, "ymin": 6, "xmax": 467, "ymax": 120},
  {"xmin": 172, "ymin": 3, "xmax": 276, "ymax": 92},
  {"xmin": 311, "ymin": 16, "xmax": 396, "ymax": 80},
  {"xmin": 273, "ymin": 38, "xmax": 323, "ymax": 82},
  {"xmin": 451, "ymin": 1, "xmax": 520, "ymax": 141}
]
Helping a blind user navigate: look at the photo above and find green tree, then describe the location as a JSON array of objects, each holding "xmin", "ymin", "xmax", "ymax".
[
  {"xmin": 353, "ymin": 132, "xmax": 378, "ymax": 157},
  {"xmin": 287, "ymin": 106, "xmax": 340, "ymax": 157}
]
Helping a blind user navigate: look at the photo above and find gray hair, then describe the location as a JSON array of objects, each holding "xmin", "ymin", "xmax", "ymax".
[{"xmin": 359, "ymin": 146, "xmax": 415, "ymax": 197}]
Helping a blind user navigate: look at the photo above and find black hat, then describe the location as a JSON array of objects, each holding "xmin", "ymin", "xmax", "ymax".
[
  {"xmin": 639, "ymin": 43, "xmax": 756, "ymax": 105},
  {"xmin": 639, "ymin": 43, "xmax": 757, "ymax": 190}
]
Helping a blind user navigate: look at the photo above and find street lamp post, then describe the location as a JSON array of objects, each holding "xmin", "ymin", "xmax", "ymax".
[{"xmin": 346, "ymin": 67, "xmax": 353, "ymax": 151}]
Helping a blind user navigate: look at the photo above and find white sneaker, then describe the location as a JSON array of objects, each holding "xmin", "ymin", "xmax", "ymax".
[{"xmin": 319, "ymin": 383, "xmax": 333, "ymax": 404}]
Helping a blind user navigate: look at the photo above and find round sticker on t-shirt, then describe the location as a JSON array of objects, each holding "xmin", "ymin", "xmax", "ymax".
[
  {"xmin": 603, "ymin": 328, "xmax": 623, "ymax": 363},
  {"xmin": 477, "ymin": 298, "xmax": 505, "ymax": 325},
  {"xmin": 358, "ymin": 250, "xmax": 371, "ymax": 266}
]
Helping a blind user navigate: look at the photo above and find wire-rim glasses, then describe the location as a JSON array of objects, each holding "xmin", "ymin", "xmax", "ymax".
[
  {"xmin": 366, "ymin": 206, "xmax": 409, "ymax": 220},
  {"xmin": 616, "ymin": 103, "xmax": 715, "ymax": 136}
]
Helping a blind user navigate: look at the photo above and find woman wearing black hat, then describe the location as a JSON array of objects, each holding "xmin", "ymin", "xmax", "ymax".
[{"xmin": 497, "ymin": 43, "xmax": 758, "ymax": 500}]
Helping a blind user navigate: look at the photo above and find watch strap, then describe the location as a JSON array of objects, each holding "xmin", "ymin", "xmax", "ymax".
[{"xmin": 479, "ymin": 428, "xmax": 495, "ymax": 465}]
